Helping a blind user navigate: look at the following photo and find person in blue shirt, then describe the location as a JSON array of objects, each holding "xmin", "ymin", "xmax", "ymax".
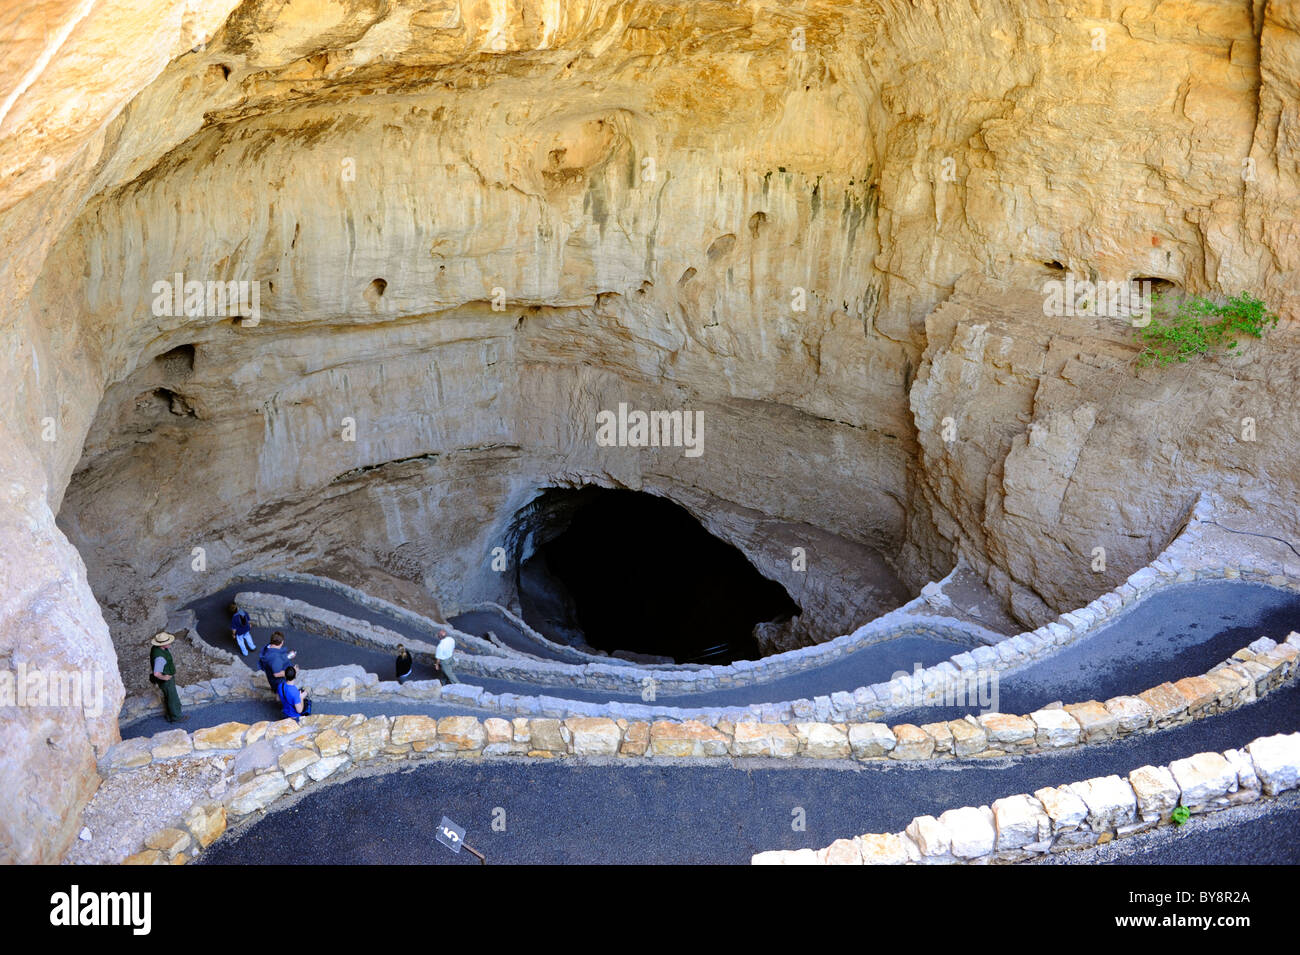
[
  {"xmin": 229, "ymin": 602, "xmax": 255, "ymax": 655},
  {"xmin": 277, "ymin": 666, "xmax": 311, "ymax": 721},
  {"xmin": 258, "ymin": 630, "xmax": 296, "ymax": 692}
]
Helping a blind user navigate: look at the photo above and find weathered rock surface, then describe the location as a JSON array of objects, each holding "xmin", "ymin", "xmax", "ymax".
[{"xmin": 2, "ymin": 0, "xmax": 1298, "ymax": 865}]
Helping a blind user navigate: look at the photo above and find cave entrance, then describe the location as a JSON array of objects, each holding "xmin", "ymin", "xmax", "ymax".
[{"xmin": 514, "ymin": 487, "xmax": 800, "ymax": 664}]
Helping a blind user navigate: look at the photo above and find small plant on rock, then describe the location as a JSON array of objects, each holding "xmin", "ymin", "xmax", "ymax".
[
  {"xmin": 1171, "ymin": 805, "xmax": 1191, "ymax": 826},
  {"xmin": 1134, "ymin": 291, "xmax": 1280, "ymax": 367}
]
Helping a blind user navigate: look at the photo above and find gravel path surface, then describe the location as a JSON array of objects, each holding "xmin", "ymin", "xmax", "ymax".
[
  {"xmin": 184, "ymin": 577, "xmax": 972, "ymax": 707},
  {"xmin": 1031, "ymin": 790, "xmax": 1300, "ymax": 865},
  {"xmin": 198, "ymin": 680, "xmax": 1300, "ymax": 865},
  {"xmin": 145, "ymin": 579, "xmax": 1300, "ymax": 737},
  {"xmin": 65, "ymin": 756, "xmax": 230, "ymax": 865},
  {"xmin": 892, "ymin": 580, "xmax": 1300, "ymax": 723}
]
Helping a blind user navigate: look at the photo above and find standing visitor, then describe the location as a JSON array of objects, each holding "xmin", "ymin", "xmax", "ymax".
[
  {"xmin": 229, "ymin": 602, "xmax": 256, "ymax": 655},
  {"xmin": 277, "ymin": 666, "xmax": 312, "ymax": 721},
  {"xmin": 434, "ymin": 630, "xmax": 459, "ymax": 684},
  {"xmin": 259, "ymin": 631, "xmax": 296, "ymax": 693},
  {"xmin": 395, "ymin": 644, "xmax": 413, "ymax": 684},
  {"xmin": 149, "ymin": 631, "xmax": 186, "ymax": 723}
]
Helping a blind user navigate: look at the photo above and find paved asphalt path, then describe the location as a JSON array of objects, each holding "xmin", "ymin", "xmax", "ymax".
[
  {"xmin": 1097, "ymin": 804, "xmax": 1300, "ymax": 865},
  {"xmin": 199, "ymin": 680, "xmax": 1300, "ymax": 865},
  {"xmin": 181, "ymin": 578, "xmax": 970, "ymax": 708},
  {"xmin": 447, "ymin": 608, "xmax": 573, "ymax": 662},
  {"xmin": 892, "ymin": 581, "xmax": 1300, "ymax": 724},
  {"xmin": 171, "ymin": 580, "xmax": 1300, "ymax": 723},
  {"xmin": 186, "ymin": 580, "xmax": 449, "ymax": 681}
]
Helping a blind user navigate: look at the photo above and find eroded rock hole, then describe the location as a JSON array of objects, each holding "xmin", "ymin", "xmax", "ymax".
[
  {"xmin": 1133, "ymin": 276, "xmax": 1178, "ymax": 295},
  {"xmin": 155, "ymin": 343, "xmax": 195, "ymax": 376},
  {"xmin": 139, "ymin": 387, "xmax": 196, "ymax": 417},
  {"xmin": 515, "ymin": 487, "xmax": 799, "ymax": 663},
  {"xmin": 705, "ymin": 233, "xmax": 736, "ymax": 261}
]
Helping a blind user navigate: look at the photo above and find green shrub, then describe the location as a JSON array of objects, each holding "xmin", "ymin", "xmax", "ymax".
[
  {"xmin": 1171, "ymin": 805, "xmax": 1191, "ymax": 826},
  {"xmin": 1134, "ymin": 291, "xmax": 1279, "ymax": 367}
]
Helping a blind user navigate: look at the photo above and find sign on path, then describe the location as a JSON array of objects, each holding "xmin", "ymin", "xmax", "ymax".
[{"xmin": 435, "ymin": 815, "xmax": 485, "ymax": 864}]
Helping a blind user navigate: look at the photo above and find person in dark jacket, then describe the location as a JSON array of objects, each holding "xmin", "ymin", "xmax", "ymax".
[
  {"xmin": 230, "ymin": 602, "xmax": 256, "ymax": 655},
  {"xmin": 149, "ymin": 631, "xmax": 186, "ymax": 723},
  {"xmin": 258, "ymin": 631, "xmax": 296, "ymax": 693},
  {"xmin": 395, "ymin": 644, "xmax": 413, "ymax": 684}
]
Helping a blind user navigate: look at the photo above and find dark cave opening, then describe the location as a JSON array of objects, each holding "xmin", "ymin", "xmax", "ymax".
[{"xmin": 515, "ymin": 487, "xmax": 800, "ymax": 664}]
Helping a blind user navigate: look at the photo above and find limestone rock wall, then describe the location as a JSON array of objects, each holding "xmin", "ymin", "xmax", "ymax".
[{"xmin": 908, "ymin": 275, "xmax": 1300, "ymax": 628}]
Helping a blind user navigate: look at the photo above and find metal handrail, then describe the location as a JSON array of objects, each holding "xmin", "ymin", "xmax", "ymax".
[{"xmin": 682, "ymin": 643, "xmax": 731, "ymax": 663}]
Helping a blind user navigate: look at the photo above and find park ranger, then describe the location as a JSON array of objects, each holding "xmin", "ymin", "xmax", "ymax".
[{"xmin": 149, "ymin": 630, "xmax": 186, "ymax": 723}]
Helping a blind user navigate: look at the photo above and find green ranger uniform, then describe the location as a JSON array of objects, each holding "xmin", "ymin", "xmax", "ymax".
[{"xmin": 150, "ymin": 644, "xmax": 183, "ymax": 722}]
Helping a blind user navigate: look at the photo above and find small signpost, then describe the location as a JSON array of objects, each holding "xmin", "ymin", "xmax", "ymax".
[{"xmin": 435, "ymin": 815, "xmax": 485, "ymax": 864}]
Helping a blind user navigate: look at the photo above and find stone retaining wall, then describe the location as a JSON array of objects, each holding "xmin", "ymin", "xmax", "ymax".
[
  {"xmin": 112, "ymin": 631, "xmax": 1300, "ymax": 764},
  {"xmin": 239, "ymin": 589, "xmax": 992, "ymax": 695},
  {"xmin": 229, "ymin": 571, "xmax": 471, "ymax": 646},
  {"xmin": 240, "ymin": 496, "xmax": 1225, "ymax": 704},
  {"xmin": 105, "ymin": 633, "xmax": 1298, "ymax": 863},
  {"xmin": 233, "ymin": 587, "xmax": 517, "ymax": 660},
  {"xmin": 249, "ymin": 580, "xmax": 1001, "ymax": 695},
  {"xmin": 753, "ymin": 731, "xmax": 1300, "ymax": 865},
  {"xmin": 142, "ymin": 495, "xmax": 1300, "ymax": 728},
  {"xmin": 125, "ymin": 552, "xmax": 1300, "ymax": 729},
  {"xmin": 234, "ymin": 590, "xmax": 517, "ymax": 661}
]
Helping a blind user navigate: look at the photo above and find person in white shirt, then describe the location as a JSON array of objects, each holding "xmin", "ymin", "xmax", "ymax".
[{"xmin": 434, "ymin": 630, "xmax": 458, "ymax": 684}]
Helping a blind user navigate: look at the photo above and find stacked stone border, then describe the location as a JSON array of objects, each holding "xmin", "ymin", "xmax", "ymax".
[
  {"xmin": 233, "ymin": 589, "xmax": 993, "ymax": 693},
  {"xmin": 127, "ymin": 566, "xmax": 1300, "ymax": 731},
  {"xmin": 753, "ymin": 731, "xmax": 1300, "ymax": 865},
  {"xmin": 226, "ymin": 573, "xmax": 509, "ymax": 659},
  {"xmin": 102, "ymin": 633, "xmax": 1298, "ymax": 864},
  {"xmin": 235, "ymin": 496, "xmax": 1222, "ymax": 707},
  {"xmin": 132, "ymin": 494, "xmax": 1300, "ymax": 728},
  {"xmin": 234, "ymin": 591, "xmax": 527, "ymax": 662}
]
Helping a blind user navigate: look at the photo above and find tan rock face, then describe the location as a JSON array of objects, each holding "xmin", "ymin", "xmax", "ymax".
[
  {"xmin": 183, "ymin": 803, "xmax": 227, "ymax": 848},
  {"xmin": 564, "ymin": 717, "xmax": 621, "ymax": 756},
  {"xmin": 390, "ymin": 716, "xmax": 439, "ymax": 748},
  {"xmin": 2, "ymin": 0, "xmax": 1298, "ymax": 863},
  {"xmin": 648, "ymin": 721, "xmax": 729, "ymax": 758},
  {"xmin": 192, "ymin": 722, "xmax": 249, "ymax": 751},
  {"xmin": 732, "ymin": 722, "xmax": 799, "ymax": 758},
  {"xmin": 436, "ymin": 717, "xmax": 486, "ymax": 751}
]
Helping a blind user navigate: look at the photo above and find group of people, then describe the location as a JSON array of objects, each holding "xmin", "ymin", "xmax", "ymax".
[
  {"xmin": 394, "ymin": 631, "xmax": 459, "ymax": 685},
  {"xmin": 229, "ymin": 602, "xmax": 310, "ymax": 719},
  {"xmin": 150, "ymin": 600, "xmax": 461, "ymax": 724},
  {"xmin": 257, "ymin": 628, "xmax": 311, "ymax": 720}
]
